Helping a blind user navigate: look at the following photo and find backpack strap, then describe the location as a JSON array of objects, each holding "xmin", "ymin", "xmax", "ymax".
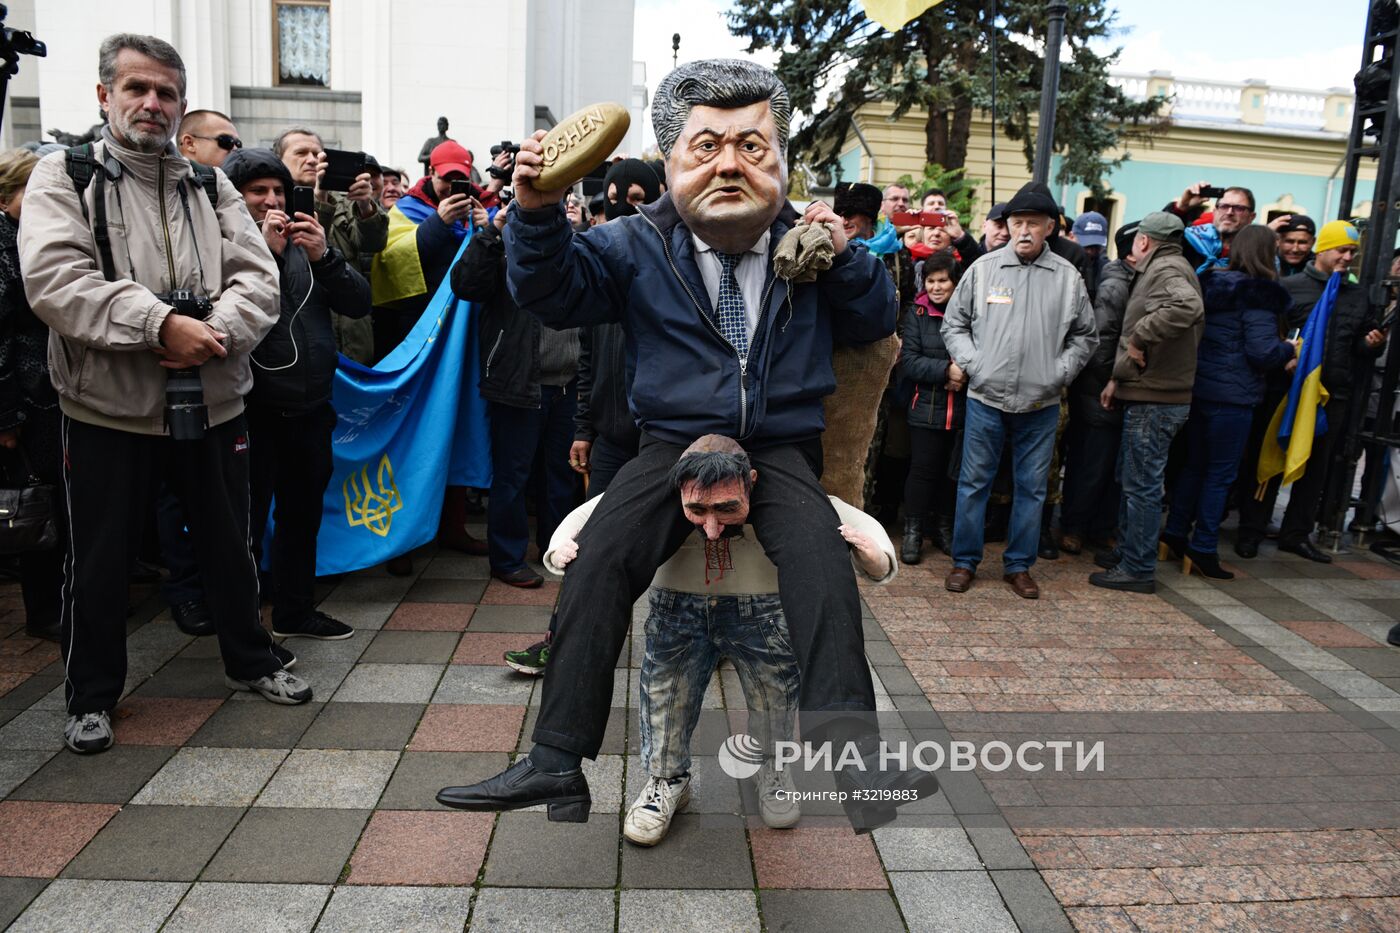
[
  {"xmin": 189, "ymin": 161, "xmax": 219, "ymax": 210},
  {"xmin": 62, "ymin": 144, "xmax": 117, "ymax": 283}
]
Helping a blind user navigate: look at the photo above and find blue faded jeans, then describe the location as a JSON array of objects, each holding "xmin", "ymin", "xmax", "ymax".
[
  {"xmin": 639, "ymin": 589, "xmax": 800, "ymax": 780},
  {"xmin": 1164, "ymin": 400, "xmax": 1253, "ymax": 553},
  {"xmin": 952, "ymin": 397, "xmax": 1060, "ymax": 574},
  {"xmin": 1117, "ymin": 402, "xmax": 1191, "ymax": 575}
]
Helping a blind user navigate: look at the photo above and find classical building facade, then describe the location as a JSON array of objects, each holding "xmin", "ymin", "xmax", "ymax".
[
  {"xmin": 832, "ymin": 71, "xmax": 1379, "ymax": 248},
  {"xmin": 1, "ymin": 0, "xmax": 647, "ymax": 175}
]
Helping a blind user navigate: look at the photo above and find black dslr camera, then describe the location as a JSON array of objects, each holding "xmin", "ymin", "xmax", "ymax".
[
  {"xmin": 159, "ymin": 289, "xmax": 214, "ymax": 441},
  {"xmin": 488, "ymin": 140, "xmax": 519, "ymax": 181}
]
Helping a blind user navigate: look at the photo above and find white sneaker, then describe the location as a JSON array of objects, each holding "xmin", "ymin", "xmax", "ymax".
[
  {"xmin": 623, "ymin": 774, "xmax": 691, "ymax": 846},
  {"xmin": 63, "ymin": 711, "xmax": 114, "ymax": 754},
  {"xmin": 225, "ymin": 668, "xmax": 313, "ymax": 705},
  {"xmin": 756, "ymin": 761, "xmax": 800, "ymax": 829}
]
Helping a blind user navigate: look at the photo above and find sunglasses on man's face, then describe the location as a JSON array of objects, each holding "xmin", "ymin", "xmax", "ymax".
[{"xmin": 192, "ymin": 133, "xmax": 243, "ymax": 151}]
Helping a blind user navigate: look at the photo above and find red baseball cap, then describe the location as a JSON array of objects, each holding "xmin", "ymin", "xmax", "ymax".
[{"xmin": 430, "ymin": 141, "xmax": 472, "ymax": 179}]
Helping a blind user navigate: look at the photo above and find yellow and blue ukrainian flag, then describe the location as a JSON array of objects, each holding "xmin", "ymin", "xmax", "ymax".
[{"xmin": 1257, "ymin": 271, "xmax": 1342, "ymax": 491}]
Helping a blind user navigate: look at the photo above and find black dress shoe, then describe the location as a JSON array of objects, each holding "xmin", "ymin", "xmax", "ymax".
[
  {"xmin": 171, "ymin": 601, "xmax": 217, "ymax": 637},
  {"xmin": 1234, "ymin": 537, "xmax": 1259, "ymax": 559},
  {"xmin": 437, "ymin": 757, "xmax": 591, "ymax": 822},
  {"xmin": 1279, "ymin": 540, "xmax": 1333, "ymax": 564},
  {"xmin": 1387, "ymin": 622, "xmax": 1400, "ymax": 648},
  {"xmin": 834, "ymin": 748, "xmax": 941, "ymax": 834}
]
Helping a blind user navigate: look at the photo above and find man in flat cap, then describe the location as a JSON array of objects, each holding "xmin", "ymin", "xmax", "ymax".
[
  {"xmin": 1092, "ymin": 212, "xmax": 1203, "ymax": 593},
  {"xmin": 941, "ymin": 181, "xmax": 1097, "ymax": 600}
]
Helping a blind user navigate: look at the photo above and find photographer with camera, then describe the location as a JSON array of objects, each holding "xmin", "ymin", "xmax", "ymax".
[{"xmin": 19, "ymin": 34, "xmax": 311, "ymax": 754}]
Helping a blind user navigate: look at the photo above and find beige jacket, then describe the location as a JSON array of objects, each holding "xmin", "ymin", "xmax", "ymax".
[{"xmin": 19, "ymin": 130, "xmax": 279, "ymax": 434}]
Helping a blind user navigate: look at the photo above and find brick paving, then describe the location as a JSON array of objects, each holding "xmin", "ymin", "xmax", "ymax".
[{"xmin": 3, "ymin": 529, "xmax": 1400, "ymax": 929}]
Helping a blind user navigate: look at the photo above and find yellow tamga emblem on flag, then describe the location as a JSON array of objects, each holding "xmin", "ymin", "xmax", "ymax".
[{"xmin": 344, "ymin": 454, "xmax": 404, "ymax": 537}]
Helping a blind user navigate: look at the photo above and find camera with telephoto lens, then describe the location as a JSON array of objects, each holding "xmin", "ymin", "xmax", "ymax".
[
  {"xmin": 158, "ymin": 289, "xmax": 214, "ymax": 441},
  {"xmin": 488, "ymin": 140, "xmax": 519, "ymax": 180}
]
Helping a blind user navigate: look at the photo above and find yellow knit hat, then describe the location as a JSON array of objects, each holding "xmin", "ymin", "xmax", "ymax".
[{"xmin": 1314, "ymin": 220, "xmax": 1359, "ymax": 255}]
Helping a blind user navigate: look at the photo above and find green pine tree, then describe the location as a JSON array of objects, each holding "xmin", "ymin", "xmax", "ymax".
[{"xmin": 728, "ymin": 0, "xmax": 1166, "ymax": 193}]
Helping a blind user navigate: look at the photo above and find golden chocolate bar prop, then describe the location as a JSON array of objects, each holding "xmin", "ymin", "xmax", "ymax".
[{"xmin": 534, "ymin": 102, "xmax": 632, "ymax": 192}]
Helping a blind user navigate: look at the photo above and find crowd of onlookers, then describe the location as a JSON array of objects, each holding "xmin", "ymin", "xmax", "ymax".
[{"xmin": 829, "ymin": 177, "xmax": 1398, "ymax": 598}]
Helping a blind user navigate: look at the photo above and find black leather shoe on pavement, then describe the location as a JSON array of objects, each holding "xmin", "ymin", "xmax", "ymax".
[
  {"xmin": 273, "ymin": 610, "xmax": 354, "ymax": 640},
  {"xmin": 1093, "ymin": 549, "xmax": 1121, "ymax": 571},
  {"xmin": 1387, "ymin": 623, "xmax": 1400, "ymax": 648},
  {"xmin": 1234, "ymin": 537, "xmax": 1260, "ymax": 559},
  {"xmin": 171, "ymin": 601, "xmax": 217, "ymax": 637},
  {"xmin": 834, "ymin": 749, "xmax": 941, "ymax": 834},
  {"xmin": 437, "ymin": 757, "xmax": 592, "ymax": 822},
  {"xmin": 1279, "ymin": 540, "xmax": 1333, "ymax": 564},
  {"xmin": 492, "ymin": 567, "xmax": 544, "ymax": 588}
]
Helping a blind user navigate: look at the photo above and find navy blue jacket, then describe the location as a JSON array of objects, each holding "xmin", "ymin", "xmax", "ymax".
[
  {"xmin": 901, "ymin": 293, "xmax": 964, "ymax": 431},
  {"xmin": 503, "ymin": 195, "xmax": 895, "ymax": 447},
  {"xmin": 1193, "ymin": 270, "xmax": 1295, "ymax": 407}
]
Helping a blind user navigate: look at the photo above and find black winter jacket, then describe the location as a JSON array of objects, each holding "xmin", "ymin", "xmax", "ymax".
[
  {"xmin": 0, "ymin": 214, "xmax": 56, "ymax": 432},
  {"xmin": 1283, "ymin": 264, "xmax": 1382, "ymax": 402},
  {"xmin": 1193, "ymin": 271, "xmax": 1295, "ymax": 407},
  {"xmin": 452, "ymin": 223, "xmax": 571, "ymax": 409},
  {"xmin": 901, "ymin": 293, "xmax": 965, "ymax": 431},
  {"xmin": 574, "ymin": 322, "xmax": 637, "ymax": 448},
  {"xmin": 1068, "ymin": 258, "xmax": 1130, "ymax": 428}
]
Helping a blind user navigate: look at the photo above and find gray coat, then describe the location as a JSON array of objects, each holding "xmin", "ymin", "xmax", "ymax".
[{"xmin": 942, "ymin": 244, "xmax": 1097, "ymax": 414}]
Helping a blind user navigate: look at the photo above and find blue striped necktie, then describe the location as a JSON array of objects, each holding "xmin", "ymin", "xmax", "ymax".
[{"xmin": 714, "ymin": 251, "xmax": 749, "ymax": 358}]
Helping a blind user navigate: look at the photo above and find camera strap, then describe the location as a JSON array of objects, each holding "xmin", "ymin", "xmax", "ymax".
[{"xmin": 63, "ymin": 144, "xmax": 117, "ymax": 283}]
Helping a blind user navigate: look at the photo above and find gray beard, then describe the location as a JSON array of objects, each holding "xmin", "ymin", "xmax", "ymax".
[{"xmin": 110, "ymin": 114, "xmax": 171, "ymax": 153}]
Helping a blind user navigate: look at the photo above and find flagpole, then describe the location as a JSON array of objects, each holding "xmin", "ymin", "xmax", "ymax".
[
  {"xmin": 988, "ymin": 0, "xmax": 997, "ymax": 203},
  {"xmin": 1031, "ymin": 0, "xmax": 1068, "ymax": 185}
]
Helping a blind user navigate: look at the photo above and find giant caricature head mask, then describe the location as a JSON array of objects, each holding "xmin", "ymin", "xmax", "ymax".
[{"xmin": 652, "ymin": 59, "xmax": 790, "ymax": 253}]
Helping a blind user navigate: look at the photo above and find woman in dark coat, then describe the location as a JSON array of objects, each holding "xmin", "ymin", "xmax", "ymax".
[
  {"xmin": 899, "ymin": 252, "xmax": 966, "ymax": 563},
  {"xmin": 0, "ymin": 148, "xmax": 63, "ymax": 640},
  {"xmin": 1163, "ymin": 225, "xmax": 1296, "ymax": 579}
]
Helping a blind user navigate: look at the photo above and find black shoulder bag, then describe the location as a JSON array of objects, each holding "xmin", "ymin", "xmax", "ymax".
[{"xmin": 0, "ymin": 445, "xmax": 58, "ymax": 554}]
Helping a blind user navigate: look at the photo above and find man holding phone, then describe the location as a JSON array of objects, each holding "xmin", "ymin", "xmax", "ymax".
[
  {"xmin": 274, "ymin": 127, "xmax": 386, "ymax": 365},
  {"xmin": 222, "ymin": 147, "xmax": 371, "ymax": 639}
]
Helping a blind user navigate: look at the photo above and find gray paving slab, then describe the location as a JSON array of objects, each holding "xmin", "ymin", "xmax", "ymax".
[
  {"xmin": 990, "ymin": 869, "xmax": 1074, "ymax": 933},
  {"xmin": 131, "ymin": 658, "xmax": 233, "ymax": 699},
  {"xmin": 891, "ymin": 870, "xmax": 1018, "ymax": 933},
  {"xmin": 326, "ymin": 577, "xmax": 416, "ymax": 603},
  {"xmin": 8, "ymin": 879, "xmax": 188, "ymax": 933},
  {"xmin": 204, "ymin": 807, "xmax": 369, "ymax": 883},
  {"xmin": 874, "ymin": 664, "xmax": 925, "ymax": 697},
  {"xmin": 10, "ymin": 745, "xmax": 173, "ymax": 803},
  {"xmin": 0, "ymin": 877, "xmax": 47, "ymax": 931},
  {"xmin": 255, "ymin": 748, "xmax": 399, "ymax": 808},
  {"xmin": 875, "ymin": 825, "xmax": 984, "ymax": 870},
  {"xmin": 618, "ymin": 889, "xmax": 759, "ymax": 932},
  {"xmin": 163, "ymin": 882, "xmax": 331, "ymax": 933},
  {"xmin": 473, "ymin": 887, "xmax": 615, "ymax": 933},
  {"xmin": 484, "ymin": 811, "xmax": 620, "ymax": 887},
  {"xmin": 419, "ymin": 554, "xmax": 492, "ymax": 579},
  {"xmin": 759, "ymin": 890, "xmax": 906, "ymax": 933},
  {"xmin": 188, "ymin": 699, "xmax": 322, "ymax": 748},
  {"xmin": 0, "ymin": 675, "xmax": 62, "ymax": 709},
  {"xmin": 298, "ymin": 700, "xmax": 424, "ymax": 750},
  {"xmin": 61, "ymin": 805, "xmax": 242, "ymax": 881},
  {"xmin": 465, "ymin": 605, "xmax": 552, "ymax": 632},
  {"xmin": 311, "ymin": 600, "xmax": 397, "ymax": 631},
  {"xmin": 1330, "ymin": 647, "xmax": 1400, "ymax": 678},
  {"xmin": 280, "ymin": 634, "xmax": 370, "ymax": 665},
  {"xmin": 360, "ymin": 630, "xmax": 461, "ymax": 664},
  {"xmin": 0, "ymin": 709, "xmax": 67, "ymax": 750},
  {"xmin": 966, "ymin": 826, "xmax": 1036, "ymax": 870},
  {"xmin": 1309, "ymin": 669, "xmax": 1400, "ymax": 699},
  {"xmin": 405, "ymin": 578, "xmax": 487, "ymax": 604},
  {"xmin": 377, "ymin": 750, "xmax": 510, "ymax": 809},
  {"xmin": 132, "ymin": 747, "xmax": 287, "ymax": 806},
  {"xmin": 620, "ymin": 813, "xmax": 754, "ymax": 889},
  {"xmin": 432, "ymin": 664, "xmax": 535, "ymax": 705},
  {"xmin": 0, "ymin": 748, "xmax": 54, "ymax": 796},
  {"xmin": 331, "ymin": 663, "xmax": 444, "ymax": 703},
  {"xmin": 316, "ymin": 885, "xmax": 474, "ymax": 932}
]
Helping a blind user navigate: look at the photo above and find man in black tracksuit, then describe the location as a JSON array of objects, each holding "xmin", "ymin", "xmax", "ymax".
[{"xmin": 224, "ymin": 147, "xmax": 372, "ymax": 639}]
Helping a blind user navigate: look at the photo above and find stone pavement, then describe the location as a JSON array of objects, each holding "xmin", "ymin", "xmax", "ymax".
[{"xmin": 3, "ymin": 528, "xmax": 1400, "ymax": 931}]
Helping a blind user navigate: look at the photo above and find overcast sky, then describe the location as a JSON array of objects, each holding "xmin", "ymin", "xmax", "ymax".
[{"xmin": 633, "ymin": 0, "xmax": 1368, "ymax": 147}]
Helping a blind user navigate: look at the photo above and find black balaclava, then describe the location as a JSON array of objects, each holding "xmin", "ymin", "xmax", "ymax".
[{"xmin": 603, "ymin": 158, "xmax": 662, "ymax": 220}]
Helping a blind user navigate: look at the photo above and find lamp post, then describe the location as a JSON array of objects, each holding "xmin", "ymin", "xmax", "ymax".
[
  {"xmin": 672, "ymin": 33, "xmax": 680, "ymax": 70},
  {"xmin": 1031, "ymin": 0, "xmax": 1068, "ymax": 185}
]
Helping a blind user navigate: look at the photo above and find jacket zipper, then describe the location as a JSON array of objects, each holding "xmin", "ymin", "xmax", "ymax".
[
  {"xmin": 484, "ymin": 330, "xmax": 504, "ymax": 378},
  {"xmin": 158, "ymin": 158, "xmax": 178, "ymax": 289},
  {"xmin": 640, "ymin": 211, "xmax": 772, "ymax": 439}
]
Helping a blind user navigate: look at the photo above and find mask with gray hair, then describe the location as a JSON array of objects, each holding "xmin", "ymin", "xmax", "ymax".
[{"xmin": 651, "ymin": 59, "xmax": 791, "ymax": 159}]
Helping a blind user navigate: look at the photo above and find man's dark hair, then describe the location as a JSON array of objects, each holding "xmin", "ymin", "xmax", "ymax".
[
  {"xmin": 273, "ymin": 126, "xmax": 322, "ymax": 158},
  {"xmin": 920, "ymin": 187, "xmax": 946, "ymax": 201},
  {"xmin": 178, "ymin": 109, "xmax": 232, "ymax": 139},
  {"xmin": 382, "ymin": 167, "xmax": 406, "ymax": 183},
  {"xmin": 921, "ymin": 250, "xmax": 961, "ymax": 286},
  {"xmin": 1223, "ymin": 186, "xmax": 1256, "ymax": 212},
  {"xmin": 669, "ymin": 451, "xmax": 754, "ymax": 497},
  {"xmin": 99, "ymin": 34, "xmax": 186, "ymax": 98},
  {"xmin": 1227, "ymin": 225, "xmax": 1279, "ymax": 281}
]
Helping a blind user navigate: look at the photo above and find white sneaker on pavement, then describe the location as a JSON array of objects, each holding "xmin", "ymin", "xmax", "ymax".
[
  {"xmin": 623, "ymin": 774, "xmax": 691, "ymax": 846},
  {"xmin": 756, "ymin": 760, "xmax": 801, "ymax": 829},
  {"xmin": 225, "ymin": 668, "xmax": 313, "ymax": 705}
]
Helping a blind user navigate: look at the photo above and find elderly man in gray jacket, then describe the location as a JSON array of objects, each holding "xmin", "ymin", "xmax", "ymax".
[{"xmin": 942, "ymin": 183, "xmax": 1097, "ymax": 599}]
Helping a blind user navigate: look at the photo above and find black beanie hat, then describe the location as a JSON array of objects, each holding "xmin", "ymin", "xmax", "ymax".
[
  {"xmin": 833, "ymin": 182, "xmax": 882, "ymax": 221},
  {"xmin": 1004, "ymin": 180, "xmax": 1059, "ymax": 219},
  {"xmin": 603, "ymin": 158, "xmax": 663, "ymax": 220}
]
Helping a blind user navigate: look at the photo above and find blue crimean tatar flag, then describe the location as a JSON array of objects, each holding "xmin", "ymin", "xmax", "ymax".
[{"xmin": 313, "ymin": 227, "xmax": 491, "ymax": 575}]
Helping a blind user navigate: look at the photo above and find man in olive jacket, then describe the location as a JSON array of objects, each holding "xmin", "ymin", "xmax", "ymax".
[{"xmin": 1093, "ymin": 212, "xmax": 1204, "ymax": 593}]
